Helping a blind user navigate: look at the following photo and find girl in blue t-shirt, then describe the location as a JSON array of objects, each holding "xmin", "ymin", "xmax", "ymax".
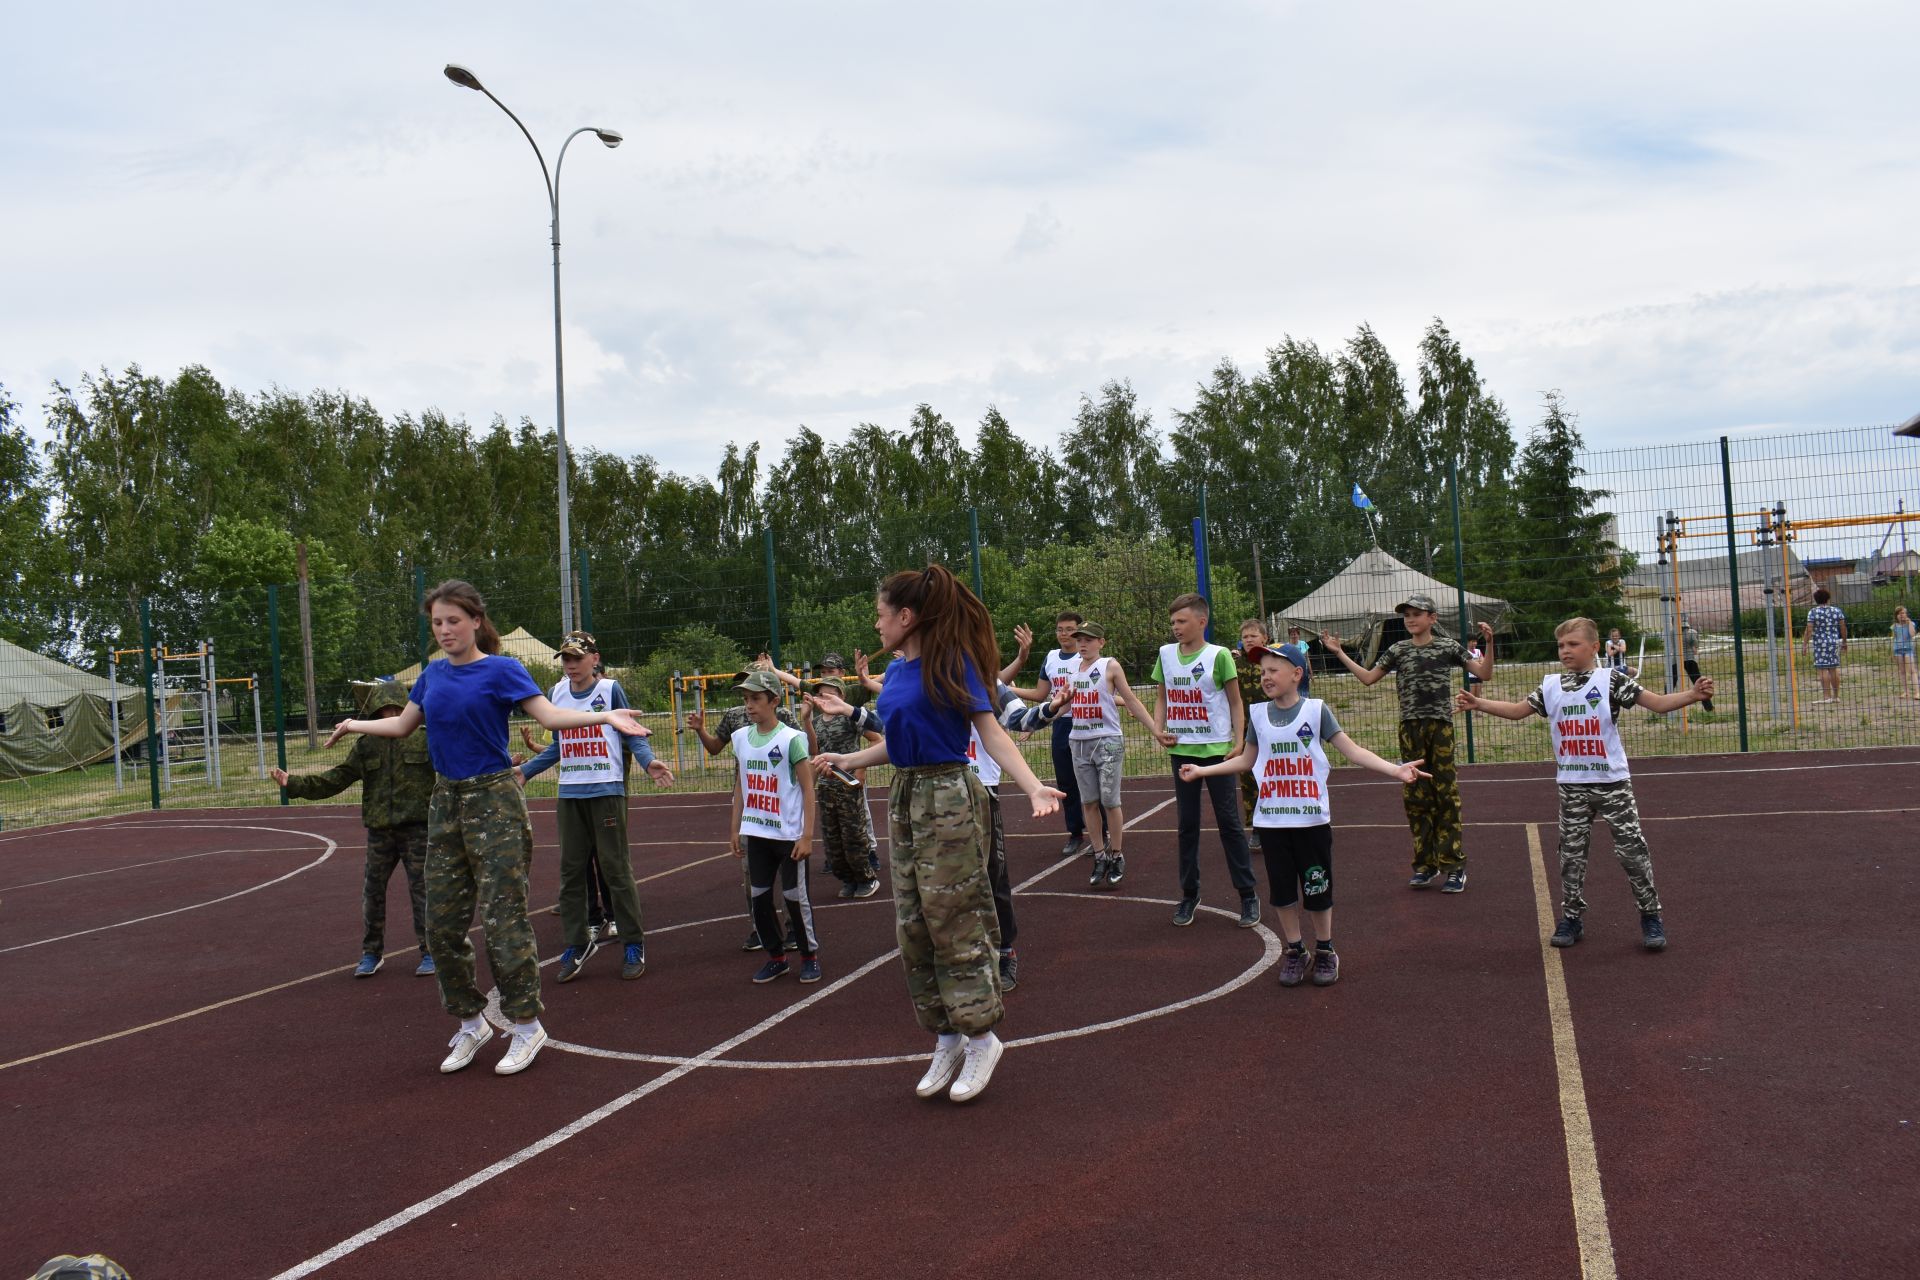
[
  {"xmin": 325, "ymin": 580, "xmax": 648, "ymax": 1079},
  {"xmin": 813, "ymin": 564, "xmax": 1061, "ymax": 1105}
]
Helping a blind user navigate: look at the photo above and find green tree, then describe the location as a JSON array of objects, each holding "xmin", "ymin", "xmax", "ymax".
[
  {"xmin": 0, "ymin": 385, "xmax": 59, "ymax": 651},
  {"xmin": 1060, "ymin": 380, "xmax": 1165, "ymax": 538},
  {"xmin": 188, "ymin": 516, "xmax": 359, "ymax": 707},
  {"xmin": 625, "ymin": 623, "xmax": 750, "ymax": 712}
]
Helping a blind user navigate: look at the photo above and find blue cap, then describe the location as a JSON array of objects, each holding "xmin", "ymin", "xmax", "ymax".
[{"xmin": 1247, "ymin": 642, "xmax": 1310, "ymax": 695}]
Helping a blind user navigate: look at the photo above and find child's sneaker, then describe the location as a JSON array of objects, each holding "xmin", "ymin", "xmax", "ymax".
[
  {"xmin": 798, "ymin": 955, "xmax": 822, "ymax": 983},
  {"xmin": 1105, "ymin": 853, "xmax": 1126, "ymax": 886},
  {"xmin": 1550, "ymin": 917, "xmax": 1583, "ymax": 947},
  {"xmin": 836, "ymin": 882, "xmax": 856, "ymax": 899},
  {"xmin": 852, "ymin": 878, "xmax": 881, "ymax": 899},
  {"xmin": 741, "ymin": 930, "xmax": 765, "ymax": 952},
  {"xmin": 998, "ymin": 948, "xmax": 1019, "ymax": 993},
  {"xmin": 1408, "ymin": 869, "xmax": 1439, "ymax": 889},
  {"xmin": 353, "ymin": 953, "xmax": 382, "ymax": 978},
  {"xmin": 414, "ymin": 953, "xmax": 436, "ymax": 977},
  {"xmin": 557, "ymin": 942, "xmax": 596, "ymax": 982},
  {"xmin": 1277, "ymin": 947, "xmax": 1311, "ymax": 987},
  {"xmin": 1640, "ymin": 914, "xmax": 1667, "ymax": 951},
  {"xmin": 1442, "ymin": 869, "xmax": 1467, "ymax": 894},
  {"xmin": 1088, "ymin": 855, "xmax": 1110, "ymax": 889},
  {"xmin": 621, "ymin": 943, "xmax": 647, "ymax": 980},
  {"xmin": 1236, "ymin": 897, "xmax": 1262, "ymax": 928},
  {"xmin": 1311, "ymin": 947, "xmax": 1340, "ymax": 986},
  {"xmin": 752, "ymin": 957, "xmax": 790, "ymax": 983},
  {"xmin": 1171, "ymin": 898, "xmax": 1198, "ymax": 927}
]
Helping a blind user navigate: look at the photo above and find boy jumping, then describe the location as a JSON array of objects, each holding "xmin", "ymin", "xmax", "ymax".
[
  {"xmin": 1323, "ymin": 594, "xmax": 1493, "ymax": 893},
  {"xmin": 1457, "ymin": 617, "xmax": 1709, "ymax": 950}
]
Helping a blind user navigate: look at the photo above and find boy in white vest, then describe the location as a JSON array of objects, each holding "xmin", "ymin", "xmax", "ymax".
[
  {"xmin": 517, "ymin": 633, "xmax": 674, "ymax": 982},
  {"xmin": 728, "ymin": 670, "xmax": 822, "ymax": 983},
  {"xmin": 1181, "ymin": 643, "xmax": 1428, "ymax": 986},
  {"xmin": 1456, "ymin": 616, "xmax": 1711, "ymax": 951},
  {"xmin": 1067, "ymin": 622, "xmax": 1161, "ymax": 890},
  {"xmin": 1153, "ymin": 593, "xmax": 1260, "ymax": 928}
]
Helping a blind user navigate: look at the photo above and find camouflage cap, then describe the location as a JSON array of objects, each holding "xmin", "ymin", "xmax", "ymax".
[
  {"xmin": 817, "ymin": 651, "xmax": 848, "ymax": 670},
  {"xmin": 556, "ymin": 630, "xmax": 598, "ymax": 657},
  {"xmin": 1071, "ymin": 621, "xmax": 1106, "ymax": 639},
  {"xmin": 1396, "ymin": 593, "xmax": 1438, "ymax": 615},
  {"xmin": 733, "ymin": 670, "xmax": 785, "ymax": 696}
]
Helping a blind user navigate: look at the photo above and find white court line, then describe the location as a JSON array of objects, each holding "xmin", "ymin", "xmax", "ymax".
[
  {"xmin": 0, "ymin": 825, "xmax": 336, "ymax": 954},
  {"xmin": 273, "ymin": 793, "xmax": 1183, "ymax": 1277},
  {"xmin": 1341, "ymin": 755, "xmax": 1920, "ymax": 788},
  {"xmin": 0, "ymin": 846, "xmax": 310, "ymax": 893}
]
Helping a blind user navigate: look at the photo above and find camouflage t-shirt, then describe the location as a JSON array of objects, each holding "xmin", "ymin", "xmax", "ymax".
[
  {"xmin": 1373, "ymin": 636, "xmax": 1473, "ymax": 722},
  {"xmin": 1526, "ymin": 667, "xmax": 1644, "ymax": 718}
]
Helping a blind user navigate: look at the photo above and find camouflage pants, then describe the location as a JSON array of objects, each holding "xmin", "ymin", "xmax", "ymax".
[
  {"xmin": 1557, "ymin": 781, "xmax": 1661, "ymax": 918},
  {"xmin": 817, "ymin": 777, "xmax": 877, "ymax": 885},
  {"xmin": 889, "ymin": 764, "xmax": 1002, "ymax": 1036},
  {"xmin": 1399, "ymin": 718, "xmax": 1463, "ymax": 872},
  {"xmin": 362, "ymin": 822, "xmax": 428, "ymax": 956},
  {"xmin": 1238, "ymin": 767, "xmax": 1257, "ymax": 829},
  {"xmin": 426, "ymin": 770, "xmax": 543, "ymax": 1022}
]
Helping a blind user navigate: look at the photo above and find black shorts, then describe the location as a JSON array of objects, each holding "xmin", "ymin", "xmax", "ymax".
[{"xmin": 1255, "ymin": 824, "xmax": 1333, "ymax": 910}]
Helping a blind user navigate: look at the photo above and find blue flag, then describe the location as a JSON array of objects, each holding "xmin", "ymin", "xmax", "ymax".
[{"xmin": 1351, "ymin": 483, "xmax": 1373, "ymax": 511}]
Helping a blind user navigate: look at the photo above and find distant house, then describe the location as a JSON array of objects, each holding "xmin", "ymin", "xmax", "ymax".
[
  {"xmin": 1868, "ymin": 549, "xmax": 1920, "ymax": 583},
  {"xmin": 1803, "ymin": 557, "xmax": 1858, "ymax": 588},
  {"xmin": 1620, "ymin": 546, "xmax": 1811, "ymax": 632}
]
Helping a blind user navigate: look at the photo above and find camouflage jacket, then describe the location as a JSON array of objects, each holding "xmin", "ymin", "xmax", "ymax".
[
  {"xmin": 284, "ymin": 683, "xmax": 434, "ymax": 828},
  {"xmin": 1374, "ymin": 635, "xmax": 1472, "ymax": 722}
]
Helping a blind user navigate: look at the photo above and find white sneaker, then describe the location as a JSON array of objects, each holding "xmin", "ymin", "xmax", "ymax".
[
  {"xmin": 914, "ymin": 1039, "xmax": 966, "ymax": 1099},
  {"xmin": 439, "ymin": 1023, "xmax": 494, "ymax": 1074},
  {"xmin": 494, "ymin": 1025, "xmax": 549, "ymax": 1075},
  {"xmin": 948, "ymin": 1033, "xmax": 1005, "ymax": 1104}
]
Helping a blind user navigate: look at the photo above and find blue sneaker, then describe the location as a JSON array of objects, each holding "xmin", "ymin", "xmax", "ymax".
[
  {"xmin": 414, "ymin": 953, "xmax": 436, "ymax": 977},
  {"xmin": 752, "ymin": 957, "xmax": 791, "ymax": 984},
  {"xmin": 558, "ymin": 941, "xmax": 597, "ymax": 983},
  {"xmin": 621, "ymin": 943, "xmax": 647, "ymax": 980},
  {"xmin": 353, "ymin": 953, "xmax": 382, "ymax": 978},
  {"xmin": 798, "ymin": 956, "xmax": 822, "ymax": 983}
]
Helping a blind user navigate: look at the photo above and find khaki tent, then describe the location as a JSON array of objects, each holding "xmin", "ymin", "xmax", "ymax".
[
  {"xmin": 0, "ymin": 636, "xmax": 146, "ymax": 777},
  {"xmin": 1275, "ymin": 547, "xmax": 1513, "ymax": 664},
  {"xmin": 390, "ymin": 626, "xmax": 560, "ymax": 685}
]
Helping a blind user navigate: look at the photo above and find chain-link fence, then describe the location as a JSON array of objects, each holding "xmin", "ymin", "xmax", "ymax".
[{"xmin": 5, "ymin": 424, "xmax": 1917, "ymax": 830}]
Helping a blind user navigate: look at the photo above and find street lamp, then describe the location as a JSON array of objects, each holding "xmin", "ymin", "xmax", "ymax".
[{"xmin": 444, "ymin": 63, "xmax": 621, "ymax": 634}]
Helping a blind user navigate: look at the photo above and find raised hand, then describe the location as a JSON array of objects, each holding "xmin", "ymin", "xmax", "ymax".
[
  {"xmin": 1013, "ymin": 622, "xmax": 1033, "ymax": 653},
  {"xmin": 1320, "ymin": 631, "xmax": 1343, "ymax": 652},
  {"xmin": 684, "ymin": 710, "xmax": 705, "ymax": 735},
  {"xmin": 808, "ymin": 687, "xmax": 855, "ymax": 718}
]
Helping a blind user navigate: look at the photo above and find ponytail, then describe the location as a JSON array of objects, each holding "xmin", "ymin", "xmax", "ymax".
[
  {"xmin": 878, "ymin": 564, "xmax": 997, "ymax": 712},
  {"xmin": 423, "ymin": 579, "xmax": 503, "ymax": 655}
]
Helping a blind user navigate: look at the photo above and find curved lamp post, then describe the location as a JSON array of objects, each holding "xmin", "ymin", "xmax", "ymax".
[{"xmin": 444, "ymin": 63, "xmax": 621, "ymax": 633}]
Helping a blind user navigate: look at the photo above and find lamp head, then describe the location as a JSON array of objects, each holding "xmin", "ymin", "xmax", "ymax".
[
  {"xmin": 443, "ymin": 64, "xmax": 484, "ymax": 91},
  {"xmin": 594, "ymin": 128, "xmax": 624, "ymax": 148}
]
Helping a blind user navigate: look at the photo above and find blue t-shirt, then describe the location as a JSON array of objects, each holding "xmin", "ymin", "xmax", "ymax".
[
  {"xmin": 408, "ymin": 654, "xmax": 543, "ymax": 780},
  {"xmin": 875, "ymin": 654, "xmax": 992, "ymax": 768}
]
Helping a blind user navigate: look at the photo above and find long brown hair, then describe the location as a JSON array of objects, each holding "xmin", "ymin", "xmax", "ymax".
[
  {"xmin": 423, "ymin": 579, "xmax": 503, "ymax": 656},
  {"xmin": 879, "ymin": 564, "xmax": 997, "ymax": 712}
]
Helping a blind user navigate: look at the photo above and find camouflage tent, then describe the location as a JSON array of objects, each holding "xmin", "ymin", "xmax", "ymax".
[
  {"xmin": 1275, "ymin": 546, "xmax": 1512, "ymax": 665},
  {"xmin": 0, "ymin": 636, "xmax": 146, "ymax": 778}
]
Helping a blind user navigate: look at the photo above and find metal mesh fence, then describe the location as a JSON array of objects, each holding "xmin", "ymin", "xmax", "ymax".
[{"xmin": 3, "ymin": 423, "xmax": 1916, "ymax": 830}]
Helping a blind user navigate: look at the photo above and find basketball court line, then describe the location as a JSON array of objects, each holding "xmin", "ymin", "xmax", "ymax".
[
  {"xmin": 268, "ymin": 794, "xmax": 1179, "ymax": 1278},
  {"xmin": 0, "ymin": 849, "xmax": 734, "ymax": 1074},
  {"xmin": 0, "ymin": 824, "xmax": 339, "ymax": 954},
  {"xmin": 0, "ymin": 845, "xmax": 313, "ymax": 892},
  {"xmin": 1525, "ymin": 822, "xmax": 1618, "ymax": 1280}
]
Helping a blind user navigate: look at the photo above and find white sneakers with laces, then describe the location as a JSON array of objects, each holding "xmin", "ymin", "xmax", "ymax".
[
  {"xmin": 495, "ymin": 1024, "xmax": 548, "ymax": 1075},
  {"xmin": 439, "ymin": 1022, "xmax": 494, "ymax": 1074},
  {"xmin": 947, "ymin": 1033, "xmax": 1004, "ymax": 1104},
  {"xmin": 914, "ymin": 1038, "xmax": 967, "ymax": 1098}
]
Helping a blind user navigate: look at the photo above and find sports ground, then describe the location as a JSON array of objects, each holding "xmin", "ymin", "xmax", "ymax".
[{"xmin": 5, "ymin": 750, "xmax": 1916, "ymax": 1278}]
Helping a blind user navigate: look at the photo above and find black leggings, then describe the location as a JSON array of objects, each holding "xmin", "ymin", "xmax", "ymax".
[{"xmin": 746, "ymin": 836, "xmax": 818, "ymax": 958}]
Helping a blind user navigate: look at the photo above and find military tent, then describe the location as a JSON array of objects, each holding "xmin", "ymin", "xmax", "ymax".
[
  {"xmin": 389, "ymin": 626, "xmax": 559, "ymax": 685},
  {"xmin": 0, "ymin": 637, "xmax": 146, "ymax": 777},
  {"xmin": 1275, "ymin": 546, "xmax": 1513, "ymax": 665}
]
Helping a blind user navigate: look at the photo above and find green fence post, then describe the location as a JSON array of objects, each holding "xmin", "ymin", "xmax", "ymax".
[
  {"xmin": 968, "ymin": 506, "xmax": 984, "ymax": 600},
  {"xmin": 763, "ymin": 526, "xmax": 782, "ymax": 668},
  {"xmin": 268, "ymin": 584, "xmax": 289, "ymax": 804},
  {"xmin": 1720, "ymin": 437, "xmax": 1750, "ymax": 752},
  {"xmin": 1195, "ymin": 482, "xmax": 1213, "ymax": 643},
  {"xmin": 577, "ymin": 549, "xmax": 595, "ymax": 634},
  {"xmin": 138, "ymin": 599, "xmax": 162, "ymax": 811},
  {"xmin": 1449, "ymin": 458, "xmax": 1475, "ymax": 764},
  {"xmin": 413, "ymin": 566, "xmax": 428, "ymax": 662}
]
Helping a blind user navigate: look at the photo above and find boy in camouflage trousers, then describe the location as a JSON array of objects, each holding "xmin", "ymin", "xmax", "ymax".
[
  {"xmin": 1457, "ymin": 616, "xmax": 1710, "ymax": 951},
  {"xmin": 1323, "ymin": 594, "xmax": 1493, "ymax": 893},
  {"xmin": 797, "ymin": 653, "xmax": 885, "ymax": 898},
  {"xmin": 274, "ymin": 680, "xmax": 436, "ymax": 978}
]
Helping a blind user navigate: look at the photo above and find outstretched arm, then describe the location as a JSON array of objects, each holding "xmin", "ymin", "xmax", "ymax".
[
  {"xmin": 323, "ymin": 701, "xmax": 424, "ymax": 748},
  {"xmin": 972, "ymin": 712, "xmax": 1065, "ymax": 819},
  {"xmin": 1454, "ymin": 688, "xmax": 1535, "ymax": 721},
  {"xmin": 1109, "ymin": 661, "xmax": 1171, "ymax": 741},
  {"xmin": 1328, "ymin": 731, "xmax": 1431, "ymax": 783},
  {"xmin": 1636, "ymin": 677, "xmax": 1714, "ymax": 714},
  {"xmin": 521, "ymin": 695, "xmax": 646, "ymax": 738},
  {"xmin": 1178, "ymin": 741, "xmax": 1256, "ymax": 781},
  {"xmin": 1320, "ymin": 632, "xmax": 1388, "ymax": 685}
]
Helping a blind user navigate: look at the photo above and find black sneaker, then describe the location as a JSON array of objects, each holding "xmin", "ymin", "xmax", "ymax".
[
  {"xmin": 1236, "ymin": 897, "xmax": 1262, "ymax": 928},
  {"xmin": 620, "ymin": 943, "xmax": 647, "ymax": 980},
  {"xmin": 1088, "ymin": 855, "xmax": 1109, "ymax": 889},
  {"xmin": 852, "ymin": 878, "xmax": 881, "ymax": 899},
  {"xmin": 1060, "ymin": 835, "xmax": 1083, "ymax": 857},
  {"xmin": 1311, "ymin": 947, "xmax": 1340, "ymax": 986},
  {"xmin": 1442, "ymin": 869, "xmax": 1467, "ymax": 894},
  {"xmin": 1105, "ymin": 853, "xmax": 1126, "ymax": 886},
  {"xmin": 1172, "ymin": 898, "xmax": 1198, "ymax": 927},
  {"xmin": 1641, "ymin": 914, "xmax": 1667, "ymax": 951},
  {"xmin": 998, "ymin": 949, "xmax": 1019, "ymax": 993},
  {"xmin": 1408, "ymin": 869, "xmax": 1439, "ymax": 889},
  {"xmin": 836, "ymin": 882, "xmax": 856, "ymax": 900},
  {"xmin": 742, "ymin": 930, "xmax": 765, "ymax": 952},
  {"xmin": 752, "ymin": 957, "xmax": 790, "ymax": 983},
  {"xmin": 557, "ymin": 940, "xmax": 597, "ymax": 982},
  {"xmin": 1277, "ymin": 946, "xmax": 1310, "ymax": 987},
  {"xmin": 1550, "ymin": 917, "xmax": 1583, "ymax": 948}
]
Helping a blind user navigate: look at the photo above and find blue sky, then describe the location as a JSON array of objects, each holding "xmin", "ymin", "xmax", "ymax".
[{"xmin": 3, "ymin": 1, "xmax": 1916, "ymax": 479}]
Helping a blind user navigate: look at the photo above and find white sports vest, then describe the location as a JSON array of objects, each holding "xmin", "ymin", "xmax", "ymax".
[
  {"xmin": 1158, "ymin": 642, "xmax": 1232, "ymax": 745},
  {"xmin": 1043, "ymin": 648, "xmax": 1078, "ymax": 699},
  {"xmin": 548, "ymin": 677, "xmax": 625, "ymax": 789},
  {"xmin": 731, "ymin": 723, "xmax": 808, "ymax": 840},
  {"xmin": 1068, "ymin": 656, "xmax": 1122, "ymax": 739},
  {"xmin": 1249, "ymin": 697, "xmax": 1331, "ymax": 828},
  {"xmin": 1542, "ymin": 669, "xmax": 1631, "ymax": 785},
  {"xmin": 966, "ymin": 727, "xmax": 1002, "ymax": 789}
]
